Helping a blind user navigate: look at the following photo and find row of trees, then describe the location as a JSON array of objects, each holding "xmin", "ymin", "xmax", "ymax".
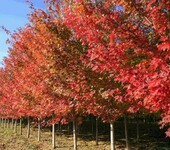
[{"xmin": 0, "ymin": 0, "xmax": 169, "ymax": 149}]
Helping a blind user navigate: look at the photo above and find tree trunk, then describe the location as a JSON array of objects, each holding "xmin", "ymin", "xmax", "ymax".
[
  {"xmin": 27, "ymin": 117, "xmax": 30, "ymax": 138},
  {"xmin": 96, "ymin": 118, "xmax": 98, "ymax": 146},
  {"xmin": 38, "ymin": 118, "xmax": 41, "ymax": 141},
  {"xmin": 2, "ymin": 118, "xmax": 5, "ymax": 128},
  {"xmin": 2, "ymin": 118, "xmax": 3, "ymax": 127},
  {"xmin": 0, "ymin": 118, "xmax": 2, "ymax": 127},
  {"xmin": 3, "ymin": 118, "xmax": 5, "ymax": 128},
  {"xmin": 2, "ymin": 118, "xmax": 3, "ymax": 126},
  {"xmin": 137, "ymin": 118, "xmax": 139, "ymax": 142},
  {"xmin": 20, "ymin": 118, "xmax": 22, "ymax": 135},
  {"xmin": 73, "ymin": 119, "xmax": 77, "ymax": 150},
  {"xmin": 6, "ymin": 119, "xmax": 8, "ymax": 128},
  {"xmin": 67, "ymin": 123, "xmax": 70, "ymax": 134},
  {"xmin": 110, "ymin": 122, "xmax": 115, "ymax": 150},
  {"xmin": 14, "ymin": 119, "xmax": 17, "ymax": 133},
  {"xmin": 124, "ymin": 116, "xmax": 129, "ymax": 150},
  {"xmin": 8, "ymin": 119, "xmax": 10, "ymax": 128},
  {"xmin": 2, "ymin": 118, "xmax": 4, "ymax": 128},
  {"xmin": 4, "ymin": 119, "xmax": 5, "ymax": 128},
  {"xmin": 52, "ymin": 124, "xmax": 56, "ymax": 149},
  {"xmin": 59, "ymin": 121, "xmax": 62, "ymax": 137},
  {"xmin": 11, "ymin": 119, "xmax": 14, "ymax": 129},
  {"xmin": 5, "ymin": 118, "xmax": 7, "ymax": 128}
]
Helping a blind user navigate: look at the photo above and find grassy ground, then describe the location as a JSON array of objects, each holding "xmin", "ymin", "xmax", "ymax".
[
  {"xmin": 0, "ymin": 126, "xmax": 111, "ymax": 150},
  {"xmin": 0, "ymin": 122, "xmax": 170, "ymax": 150}
]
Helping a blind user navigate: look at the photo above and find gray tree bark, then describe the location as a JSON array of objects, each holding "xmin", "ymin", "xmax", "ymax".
[
  {"xmin": 38, "ymin": 118, "xmax": 41, "ymax": 141},
  {"xmin": 7, "ymin": 119, "xmax": 10, "ymax": 128},
  {"xmin": 27, "ymin": 117, "xmax": 30, "ymax": 138},
  {"xmin": 52, "ymin": 124, "xmax": 56, "ymax": 149},
  {"xmin": 110, "ymin": 122, "xmax": 115, "ymax": 150},
  {"xmin": 73, "ymin": 120, "xmax": 77, "ymax": 150},
  {"xmin": 5, "ymin": 118, "xmax": 7, "ymax": 128},
  {"xmin": 14, "ymin": 119, "xmax": 17, "ymax": 133},
  {"xmin": 2, "ymin": 118, "xmax": 4, "ymax": 128},
  {"xmin": 11, "ymin": 119, "xmax": 14, "ymax": 129},
  {"xmin": 20, "ymin": 118, "xmax": 22, "ymax": 135}
]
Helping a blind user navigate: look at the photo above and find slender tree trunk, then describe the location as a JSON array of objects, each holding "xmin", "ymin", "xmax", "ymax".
[
  {"xmin": 27, "ymin": 117, "xmax": 30, "ymax": 138},
  {"xmin": 38, "ymin": 118, "xmax": 41, "ymax": 141},
  {"xmin": 96, "ymin": 118, "xmax": 98, "ymax": 146},
  {"xmin": 7, "ymin": 119, "xmax": 10, "ymax": 128},
  {"xmin": 124, "ymin": 116, "xmax": 129, "ymax": 150},
  {"xmin": 20, "ymin": 118, "xmax": 22, "ymax": 135},
  {"xmin": 3, "ymin": 118, "xmax": 5, "ymax": 128},
  {"xmin": 14, "ymin": 119, "xmax": 17, "ymax": 133},
  {"xmin": 110, "ymin": 122, "xmax": 115, "ymax": 150},
  {"xmin": 9, "ymin": 119, "xmax": 11, "ymax": 128},
  {"xmin": 6, "ymin": 119, "xmax": 8, "ymax": 128},
  {"xmin": 137, "ymin": 118, "xmax": 139, "ymax": 142},
  {"xmin": 2, "ymin": 118, "xmax": 4, "ymax": 128},
  {"xmin": 73, "ymin": 119, "xmax": 77, "ymax": 150},
  {"xmin": 4, "ymin": 118, "xmax": 6, "ymax": 128},
  {"xmin": 5, "ymin": 119, "xmax": 7, "ymax": 128},
  {"xmin": 59, "ymin": 121, "xmax": 62, "ymax": 137},
  {"xmin": 5, "ymin": 118, "xmax": 7, "ymax": 128},
  {"xmin": 11, "ymin": 119, "xmax": 14, "ymax": 129},
  {"xmin": 52, "ymin": 124, "xmax": 56, "ymax": 149},
  {"xmin": 1, "ymin": 118, "xmax": 3, "ymax": 127},
  {"xmin": 67, "ymin": 123, "xmax": 70, "ymax": 134}
]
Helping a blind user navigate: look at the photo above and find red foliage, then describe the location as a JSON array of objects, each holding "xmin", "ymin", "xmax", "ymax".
[{"xmin": 0, "ymin": 0, "xmax": 170, "ymax": 136}]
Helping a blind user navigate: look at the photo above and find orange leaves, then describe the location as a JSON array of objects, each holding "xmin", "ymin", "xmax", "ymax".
[{"xmin": 0, "ymin": 0, "xmax": 169, "ymax": 134}]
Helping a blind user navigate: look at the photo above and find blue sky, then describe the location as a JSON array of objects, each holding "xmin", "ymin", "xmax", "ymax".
[{"xmin": 0, "ymin": 0, "xmax": 46, "ymax": 67}]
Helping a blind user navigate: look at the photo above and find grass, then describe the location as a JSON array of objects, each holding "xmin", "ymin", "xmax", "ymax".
[{"xmin": 0, "ymin": 122, "xmax": 169, "ymax": 150}]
